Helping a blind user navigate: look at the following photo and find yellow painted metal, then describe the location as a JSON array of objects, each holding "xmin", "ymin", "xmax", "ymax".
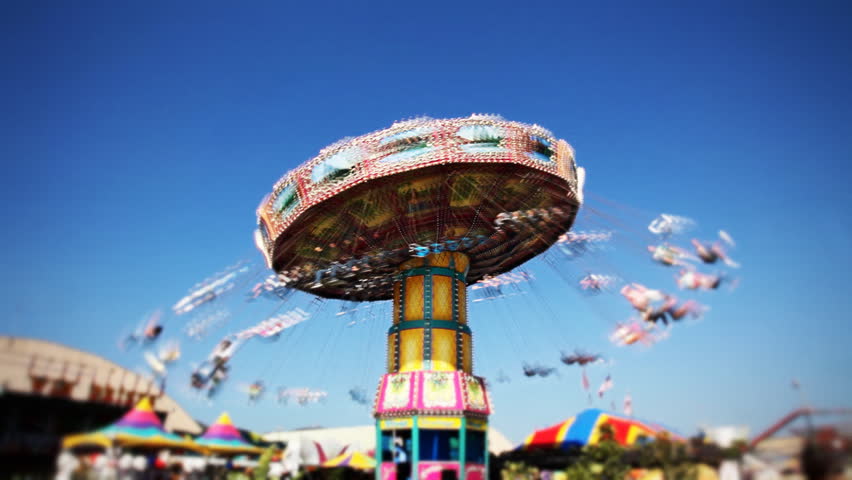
[
  {"xmin": 380, "ymin": 418, "xmax": 413, "ymax": 430},
  {"xmin": 404, "ymin": 276, "xmax": 424, "ymax": 321},
  {"xmin": 393, "ymin": 282, "xmax": 400, "ymax": 325},
  {"xmin": 388, "ymin": 252, "xmax": 472, "ymax": 374},
  {"xmin": 399, "ymin": 329, "xmax": 423, "ymax": 372},
  {"xmin": 432, "ymin": 275, "xmax": 453, "ymax": 320},
  {"xmin": 418, "ymin": 417, "xmax": 462, "ymax": 429},
  {"xmin": 457, "ymin": 255, "xmax": 470, "ymax": 274},
  {"xmin": 431, "ymin": 329, "xmax": 457, "ymax": 371},
  {"xmin": 462, "ymin": 333, "xmax": 472, "ymax": 374},
  {"xmin": 387, "ymin": 333, "xmax": 397, "ymax": 372}
]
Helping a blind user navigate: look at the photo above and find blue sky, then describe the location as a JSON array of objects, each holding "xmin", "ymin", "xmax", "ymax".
[{"xmin": 2, "ymin": 1, "xmax": 851, "ymax": 443}]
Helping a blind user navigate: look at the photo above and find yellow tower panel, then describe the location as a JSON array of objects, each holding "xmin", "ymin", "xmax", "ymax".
[
  {"xmin": 454, "ymin": 253, "xmax": 470, "ymax": 274},
  {"xmin": 399, "ymin": 329, "xmax": 423, "ymax": 372},
  {"xmin": 462, "ymin": 332, "xmax": 472, "ymax": 374},
  {"xmin": 404, "ymin": 276, "xmax": 424, "ymax": 321},
  {"xmin": 432, "ymin": 275, "xmax": 453, "ymax": 321},
  {"xmin": 392, "ymin": 282, "xmax": 401, "ymax": 324},
  {"xmin": 387, "ymin": 333, "xmax": 397, "ymax": 372},
  {"xmin": 431, "ymin": 252, "xmax": 451, "ymax": 268},
  {"xmin": 400, "ymin": 257, "xmax": 424, "ymax": 270},
  {"xmin": 431, "ymin": 328, "xmax": 457, "ymax": 371}
]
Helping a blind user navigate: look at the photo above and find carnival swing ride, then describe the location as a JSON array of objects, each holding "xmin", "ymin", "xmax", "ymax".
[
  {"xmin": 114, "ymin": 114, "xmax": 741, "ymax": 479},
  {"xmin": 242, "ymin": 115, "xmax": 587, "ymax": 479}
]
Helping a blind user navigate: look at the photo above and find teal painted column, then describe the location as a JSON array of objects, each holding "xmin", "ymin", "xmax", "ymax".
[
  {"xmin": 412, "ymin": 416, "xmax": 420, "ymax": 480},
  {"xmin": 484, "ymin": 427, "xmax": 489, "ymax": 477},
  {"xmin": 375, "ymin": 419, "xmax": 382, "ymax": 480},
  {"xmin": 459, "ymin": 417, "xmax": 467, "ymax": 480},
  {"xmin": 423, "ymin": 268, "xmax": 433, "ymax": 371}
]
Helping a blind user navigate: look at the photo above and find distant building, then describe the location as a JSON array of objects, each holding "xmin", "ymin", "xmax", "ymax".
[
  {"xmin": 0, "ymin": 336, "xmax": 200, "ymax": 478},
  {"xmin": 701, "ymin": 425, "xmax": 750, "ymax": 448}
]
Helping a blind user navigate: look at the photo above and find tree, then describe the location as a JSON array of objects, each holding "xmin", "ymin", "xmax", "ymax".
[
  {"xmin": 500, "ymin": 461, "xmax": 539, "ymax": 480},
  {"xmin": 564, "ymin": 423, "xmax": 629, "ymax": 480},
  {"xmin": 254, "ymin": 447, "xmax": 275, "ymax": 480}
]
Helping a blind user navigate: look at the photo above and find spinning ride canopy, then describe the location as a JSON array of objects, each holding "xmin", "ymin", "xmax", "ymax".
[{"xmin": 255, "ymin": 115, "xmax": 585, "ymax": 301}]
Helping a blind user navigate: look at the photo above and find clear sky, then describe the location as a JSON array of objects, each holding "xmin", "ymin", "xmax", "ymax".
[{"xmin": 2, "ymin": 1, "xmax": 851, "ymax": 443}]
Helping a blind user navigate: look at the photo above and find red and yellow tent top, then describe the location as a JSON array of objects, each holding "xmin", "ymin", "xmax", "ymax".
[{"xmin": 521, "ymin": 408, "xmax": 684, "ymax": 450}]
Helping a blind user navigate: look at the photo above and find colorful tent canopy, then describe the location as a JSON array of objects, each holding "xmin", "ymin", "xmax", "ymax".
[
  {"xmin": 62, "ymin": 397, "xmax": 202, "ymax": 452},
  {"xmin": 321, "ymin": 451, "xmax": 376, "ymax": 470},
  {"xmin": 521, "ymin": 408, "xmax": 684, "ymax": 450},
  {"xmin": 195, "ymin": 412, "xmax": 264, "ymax": 456}
]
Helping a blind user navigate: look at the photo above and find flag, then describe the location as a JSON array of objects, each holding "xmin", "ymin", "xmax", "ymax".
[
  {"xmin": 598, "ymin": 375, "xmax": 613, "ymax": 398},
  {"xmin": 623, "ymin": 393, "xmax": 633, "ymax": 416},
  {"xmin": 582, "ymin": 368, "xmax": 590, "ymax": 391}
]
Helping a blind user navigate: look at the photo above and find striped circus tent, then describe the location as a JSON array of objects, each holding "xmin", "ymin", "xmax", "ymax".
[
  {"xmin": 521, "ymin": 408, "xmax": 684, "ymax": 450},
  {"xmin": 196, "ymin": 412, "xmax": 264, "ymax": 456},
  {"xmin": 321, "ymin": 451, "xmax": 376, "ymax": 470},
  {"xmin": 62, "ymin": 397, "xmax": 202, "ymax": 451}
]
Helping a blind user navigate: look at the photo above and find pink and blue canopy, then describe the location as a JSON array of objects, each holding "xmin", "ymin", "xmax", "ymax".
[
  {"xmin": 521, "ymin": 408, "xmax": 684, "ymax": 450},
  {"xmin": 62, "ymin": 397, "xmax": 201, "ymax": 451},
  {"xmin": 195, "ymin": 412, "xmax": 264, "ymax": 455}
]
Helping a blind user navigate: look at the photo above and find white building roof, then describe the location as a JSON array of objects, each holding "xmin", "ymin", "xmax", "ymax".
[{"xmin": 0, "ymin": 336, "xmax": 201, "ymax": 434}]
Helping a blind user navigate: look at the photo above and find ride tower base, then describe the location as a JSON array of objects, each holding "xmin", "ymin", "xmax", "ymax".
[{"xmin": 373, "ymin": 252, "xmax": 491, "ymax": 480}]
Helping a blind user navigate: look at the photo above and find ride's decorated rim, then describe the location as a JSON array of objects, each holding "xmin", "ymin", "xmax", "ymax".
[{"xmin": 255, "ymin": 115, "xmax": 584, "ymax": 301}]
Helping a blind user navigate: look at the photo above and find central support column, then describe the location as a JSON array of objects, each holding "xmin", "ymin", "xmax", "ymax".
[
  {"xmin": 388, "ymin": 252, "xmax": 471, "ymax": 374},
  {"xmin": 374, "ymin": 252, "xmax": 491, "ymax": 480}
]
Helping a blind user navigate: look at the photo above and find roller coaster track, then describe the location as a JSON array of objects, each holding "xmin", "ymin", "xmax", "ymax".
[{"xmin": 748, "ymin": 407, "xmax": 852, "ymax": 450}]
